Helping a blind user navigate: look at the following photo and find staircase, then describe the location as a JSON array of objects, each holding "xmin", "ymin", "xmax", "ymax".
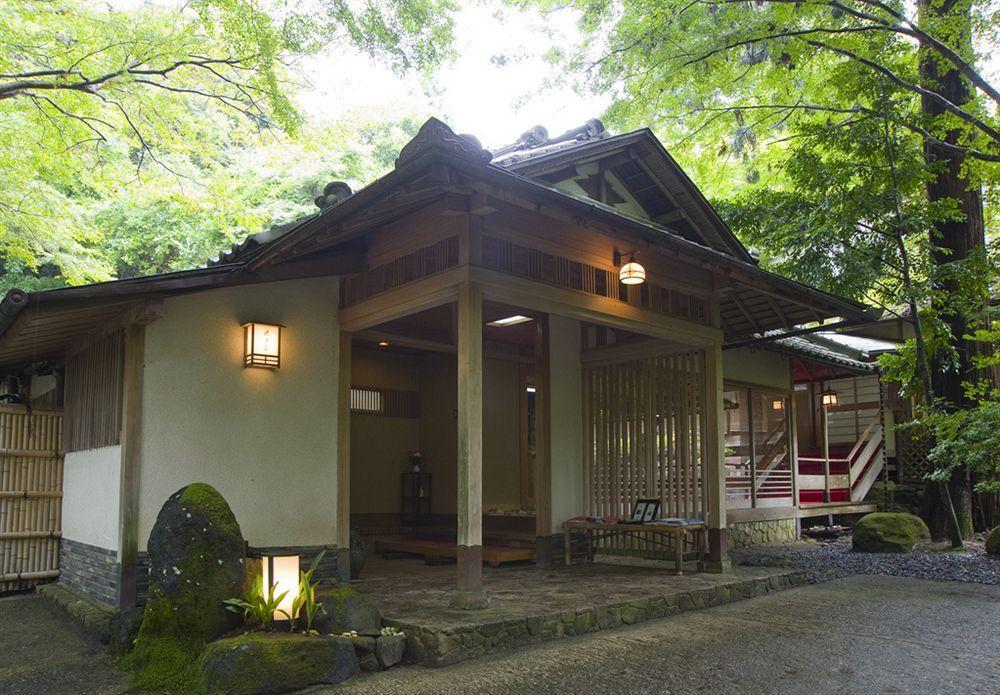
[{"xmin": 797, "ymin": 421, "xmax": 884, "ymax": 515}]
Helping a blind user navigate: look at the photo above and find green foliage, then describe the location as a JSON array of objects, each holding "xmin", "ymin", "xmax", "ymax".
[
  {"xmin": 224, "ymin": 574, "xmax": 289, "ymax": 631},
  {"xmin": 290, "ymin": 551, "xmax": 327, "ymax": 633},
  {"xmin": 0, "ymin": 0, "xmax": 452, "ymax": 290}
]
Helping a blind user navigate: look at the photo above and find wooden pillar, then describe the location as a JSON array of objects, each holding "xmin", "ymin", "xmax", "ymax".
[
  {"xmin": 336, "ymin": 331, "xmax": 352, "ymax": 582},
  {"xmin": 453, "ymin": 282, "xmax": 487, "ymax": 608},
  {"xmin": 702, "ymin": 341, "xmax": 730, "ymax": 571},
  {"xmin": 533, "ymin": 314, "xmax": 552, "ymax": 565},
  {"xmin": 117, "ymin": 323, "xmax": 145, "ymax": 608}
]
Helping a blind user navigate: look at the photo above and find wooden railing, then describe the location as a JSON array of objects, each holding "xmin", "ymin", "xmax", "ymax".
[{"xmin": 798, "ymin": 421, "xmax": 884, "ymax": 505}]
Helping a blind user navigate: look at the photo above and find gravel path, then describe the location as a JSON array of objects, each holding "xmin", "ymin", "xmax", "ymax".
[{"xmin": 733, "ymin": 536, "xmax": 1000, "ymax": 585}]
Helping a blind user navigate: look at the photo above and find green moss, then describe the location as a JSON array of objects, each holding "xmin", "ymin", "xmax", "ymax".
[
  {"xmin": 120, "ymin": 634, "xmax": 204, "ymax": 694},
  {"xmin": 853, "ymin": 512, "xmax": 931, "ymax": 552},
  {"xmin": 986, "ymin": 526, "xmax": 1000, "ymax": 556},
  {"xmin": 178, "ymin": 483, "xmax": 242, "ymax": 540},
  {"xmin": 199, "ymin": 632, "xmax": 357, "ymax": 694}
]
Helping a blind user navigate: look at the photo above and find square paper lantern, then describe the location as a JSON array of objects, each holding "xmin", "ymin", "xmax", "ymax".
[
  {"xmin": 261, "ymin": 554, "xmax": 299, "ymax": 621},
  {"xmin": 243, "ymin": 322, "xmax": 282, "ymax": 368},
  {"xmin": 820, "ymin": 388, "xmax": 839, "ymax": 407}
]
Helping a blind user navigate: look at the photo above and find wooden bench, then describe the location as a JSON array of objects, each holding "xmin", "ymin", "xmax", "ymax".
[
  {"xmin": 373, "ymin": 537, "xmax": 536, "ymax": 567},
  {"xmin": 562, "ymin": 520, "xmax": 707, "ymax": 575}
]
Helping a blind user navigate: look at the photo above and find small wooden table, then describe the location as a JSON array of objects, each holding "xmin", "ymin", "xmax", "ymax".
[{"xmin": 562, "ymin": 520, "xmax": 707, "ymax": 574}]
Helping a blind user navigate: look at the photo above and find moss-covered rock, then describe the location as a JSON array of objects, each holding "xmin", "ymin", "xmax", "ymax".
[
  {"xmin": 199, "ymin": 632, "xmax": 358, "ymax": 694},
  {"xmin": 124, "ymin": 483, "xmax": 246, "ymax": 691},
  {"xmin": 853, "ymin": 512, "xmax": 931, "ymax": 553},
  {"xmin": 986, "ymin": 526, "xmax": 1000, "ymax": 556},
  {"xmin": 314, "ymin": 587, "xmax": 381, "ymax": 635}
]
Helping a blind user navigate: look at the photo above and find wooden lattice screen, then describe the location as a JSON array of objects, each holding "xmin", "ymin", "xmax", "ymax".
[
  {"xmin": 0, "ymin": 405, "xmax": 63, "ymax": 593},
  {"xmin": 583, "ymin": 352, "xmax": 705, "ymax": 520},
  {"xmin": 897, "ymin": 426, "xmax": 933, "ymax": 483}
]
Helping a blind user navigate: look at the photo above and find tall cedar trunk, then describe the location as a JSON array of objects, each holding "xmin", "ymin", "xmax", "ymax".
[{"xmin": 917, "ymin": 0, "xmax": 984, "ymax": 539}]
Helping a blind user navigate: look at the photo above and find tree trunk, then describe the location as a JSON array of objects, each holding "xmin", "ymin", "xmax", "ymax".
[{"xmin": 918, "ymin": 0, "xmax": 984, "ymax": 541}]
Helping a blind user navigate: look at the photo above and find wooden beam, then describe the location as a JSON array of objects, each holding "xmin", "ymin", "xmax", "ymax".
[
  {"xmin": 336, "ymin": 331, "xmax": 352, "ymax": 582},
  {"xmin": 471, "ymin": 266, "xmax": 720, "ymax": 346},
  {"xmin": 453, "ymin": 281, "xmax": 487, "ymax": 607},
  {"xmin": 338, "ymin": 266, "xmax": 465, "ymax": 333},
  {"xmin": 116, "ymin": 323, "xmax": 145, "ymax": 608}
]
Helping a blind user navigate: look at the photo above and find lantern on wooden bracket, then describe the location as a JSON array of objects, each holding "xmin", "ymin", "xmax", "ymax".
[
  {"xmin": 820, "ymin": 387, "xmax": 839, "ymax": 408},
  {"xmin": 615, "ymin": 250, "xmax": 646, "ymax": 286},
  {"xmin": 242, "ymin": 322, "xmax": 283, "ymax": 368},
  {"xmin": 772, "ymin": 398, "xmax": 784, "ymax": 411},
  {"xmin": 261, "ymin": 554, "xmax": 300, "ymax": 621}
]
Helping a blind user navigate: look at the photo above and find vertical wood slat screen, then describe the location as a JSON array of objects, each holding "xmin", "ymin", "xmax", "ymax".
[
  {"xmin": 583, "ymin": 352, "xmax": 706, "ymax": 521},
  {"xmin": 63, "ymin": 329, "xmax": 124, "ymax": 453},
  {"xmin": 0, "ymin": 405, "xmax": 63, "ymax": 592}
]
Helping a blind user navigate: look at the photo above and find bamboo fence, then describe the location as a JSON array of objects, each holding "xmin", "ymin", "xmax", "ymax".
[{"xmin": 0, "ymin": 404, "xmax": 63, "ymax": 592}]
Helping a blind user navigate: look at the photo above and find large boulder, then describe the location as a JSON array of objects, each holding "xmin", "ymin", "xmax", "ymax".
[
  {"xmin": 200, "ymin": 632, "xmax": 358, "ymax": 694},
  {"xmin": 853, "ymin": 512, "xmax": 931, "ymax": 553},
  {"xmin": 124, "ymin": 483, "xmax": 246, "ymax": 691},
  {"xmin": 986, "ymin": 526, "xmax": 1000, "ymax": 557},
  {"xmin": 314, "ymin": 587, "xmax": 382, "ymax": 635}
]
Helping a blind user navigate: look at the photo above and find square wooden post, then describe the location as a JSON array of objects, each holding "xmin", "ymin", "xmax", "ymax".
[
  {"xmin": 336, "ymin": 331, "xmax": 352, "ymax": 582},
  {"xmin": 703, "ymin": 341, "xmax": 731, "ymax": 571},
  {"xmin": 117, "ymin": 323, "xmax": 145, "ymax": 608},
  {"xmin": 452, "ymin": 282, "xmax": 487, "ymax": 608}
]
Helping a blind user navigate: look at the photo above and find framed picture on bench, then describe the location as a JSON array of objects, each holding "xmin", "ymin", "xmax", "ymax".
[{"xmin": 627, "ymin": 498, "xmax": 661, "ymax": 524}]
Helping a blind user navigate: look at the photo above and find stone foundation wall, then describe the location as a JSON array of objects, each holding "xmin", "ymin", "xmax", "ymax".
[
  {"xmin": 546, "ymin": 533, "xmax": 590, "ymax": 566},
  {"xmin": 393, "ymin": 570, "xmax": 808, "ymax": 668},
  {"xmin": 59, "ymin": 538, "xmax": 119, "ymax": 606},
  {"xmin": 727, "ymin": 518, "xmax": 798, "ymax": 548},
  {"xmin": 250, "ymin": 544, "xmax": 340, "ymax": 584}
]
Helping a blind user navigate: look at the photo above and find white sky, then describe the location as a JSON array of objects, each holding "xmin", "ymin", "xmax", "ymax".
[{"xmin": 294, "ymin": 4, "xmax": 607, "ymax": 150}]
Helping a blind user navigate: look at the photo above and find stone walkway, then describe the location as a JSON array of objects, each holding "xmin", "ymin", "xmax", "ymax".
[
  {"xmin": 354, "ymin": 555, "xmax": 804, "ymax": 665},
  {"xmin": 0, "ymin": 593, "xmax": 126, "ymax": 695},
  {"xmin": 320, "ymin": 575, "xmax": 1000, "ymax": 694}
]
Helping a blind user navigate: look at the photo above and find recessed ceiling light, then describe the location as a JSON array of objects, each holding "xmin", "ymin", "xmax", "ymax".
[
  {"xmin": 377, "ymin": 340, "xmax": 389, "ymax": 347},
  {"xmin": 487, "ymin": 315, "xmax": 533, "ymax": 327}
]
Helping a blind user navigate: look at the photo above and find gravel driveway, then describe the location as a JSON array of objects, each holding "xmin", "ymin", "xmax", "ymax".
[{"xmin": 318, "ymin": 574, "xmax": 999, "ymax": 695}]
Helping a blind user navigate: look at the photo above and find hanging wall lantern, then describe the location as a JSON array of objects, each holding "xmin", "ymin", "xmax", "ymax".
[
  {"xmin": 772, "ymin": 398, "xmax": 784, "ymax": 411},
  {"xmin": 820, "ymin": 387, "xmax": 839, "ymax": 407},
  {"xmin": 261, "ymin": 554, "xmax": 300, "ymax": 621},
  {"xmin": 617, "ymin": 251, "xmax": 646, "ymax": 286},
  {"xmin": 243, "ymin": 322, "xmax": 283, "ymax": 368}
]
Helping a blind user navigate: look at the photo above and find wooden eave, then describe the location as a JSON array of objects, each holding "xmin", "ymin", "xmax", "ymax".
[
  {"xmin": 502, "ymin": 130, "xmax": 756, "ymax": 264},
  {"xmin": 0, "ymin": 120, "xmax": 877, "ymax": 368}
]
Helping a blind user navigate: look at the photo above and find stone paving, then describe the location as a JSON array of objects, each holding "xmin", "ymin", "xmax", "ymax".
[
  {"xmin": 0, "ymin": 593, "xmax": 126, "ymax": 695},
  {"xmin": 353, "ymin": 556, "xmax": 806, "ymax": 666},
  {"xmin": 321, "ymin": 575, "xmax": 1000, "ymax": 695}
]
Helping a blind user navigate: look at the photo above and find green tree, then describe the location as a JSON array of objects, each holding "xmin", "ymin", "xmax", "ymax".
[
  {"xmin": 524, "ymin": 0, "xmax": 998, "ymax": 542},
  {"xmin": 0, "ymin": 0, "xmax": 454, "ymax": 286}
]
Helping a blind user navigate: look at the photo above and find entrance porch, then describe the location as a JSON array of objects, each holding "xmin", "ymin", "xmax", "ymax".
[
  {"xmin": 351, "ymin": 555, "xmax": 805, "ymax": 666},
  {"xmin": 336, "ymin": 268, "xmax": 728, "ymax": 606}
]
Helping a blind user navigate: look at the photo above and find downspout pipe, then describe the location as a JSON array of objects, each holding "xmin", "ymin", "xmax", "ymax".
[{"xmin": 0, "ymin": 289, "xmax": 29, "ymax": 339}]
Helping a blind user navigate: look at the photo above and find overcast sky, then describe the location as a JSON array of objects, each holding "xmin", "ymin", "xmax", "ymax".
[{"xmin": 294, "ymin": 4, "xmax": 608, "ymax": 150}]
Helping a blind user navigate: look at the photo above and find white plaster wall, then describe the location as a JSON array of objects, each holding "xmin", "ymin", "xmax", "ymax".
[
  {"xmin": 62, "ymin": 446, "xmax": 121, "ymax": 553},
  {"xmin": 723, "ymin": 348, "xmax": 792, "ymax": 391},
  {"xmin": 138, "ymin": 277, "xmax": 340, "ymax": 550},
  {"xmin": 548, "ymin": 315, "xmax": 583, "ymax": 534}
]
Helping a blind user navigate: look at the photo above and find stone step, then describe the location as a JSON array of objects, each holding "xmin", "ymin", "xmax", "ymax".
[{"xmin": 385, "ymin": 569, "xmax": 807, "ymax": 668}]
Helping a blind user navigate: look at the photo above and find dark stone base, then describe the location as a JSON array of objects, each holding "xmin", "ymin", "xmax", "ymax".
[
  {"xmin": 449, "ymin": 588, "xmax": 490, "ymax": 610},
  {"xmin": 59, "ymin": 538, "xmax": 119, "ymax": 606},
  {"xmin": 548, "ymin": 532, "xmax": 591, "ymax": 566},
  {"xmin": 37, "ymin": 582, "xmax": 115, "ymax": 643}
]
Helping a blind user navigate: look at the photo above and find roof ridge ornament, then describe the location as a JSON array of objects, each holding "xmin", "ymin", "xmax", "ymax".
[{"xmin": 395, "ymin": 117, "xmax": 493, "ymax": 168}]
